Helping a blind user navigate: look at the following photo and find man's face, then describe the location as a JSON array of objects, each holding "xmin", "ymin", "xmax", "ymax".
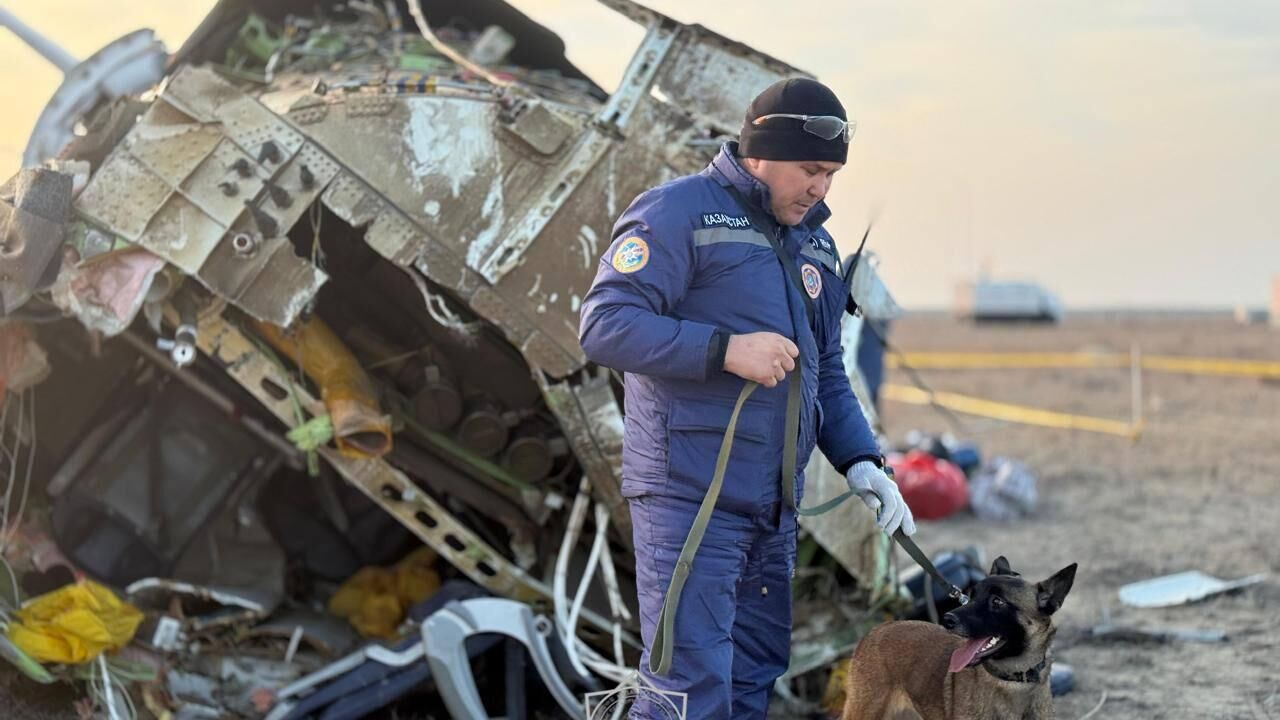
[{"xmin": 742, "ymin": 157, "xmax": 844, "ymax": 226}]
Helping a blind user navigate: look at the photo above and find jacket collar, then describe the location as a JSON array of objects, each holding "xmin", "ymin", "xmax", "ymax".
[{"xmin": 704, "ymin": 141, "xmax": 832, "ymax": 231}]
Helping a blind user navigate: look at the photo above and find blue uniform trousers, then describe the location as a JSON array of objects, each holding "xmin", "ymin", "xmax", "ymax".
[{"xmin": 629, "ymin": 494, "xmax": 797, "ymax": 719}]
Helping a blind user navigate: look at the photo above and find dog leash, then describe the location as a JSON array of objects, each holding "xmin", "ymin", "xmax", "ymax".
[
  {"xmin": 649, "ymin": 380, "xmax": 969, "ymax": 676},
  {"xmin": 793, "ymin": 470, "xmax": 971, "ymax": 606},
  {"xmin": 893, "ymin": 527, "xmax": 970, "ymax": 605}
]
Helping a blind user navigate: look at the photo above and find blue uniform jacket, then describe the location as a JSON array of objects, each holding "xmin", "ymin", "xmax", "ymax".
[{"xmin": 579, "ymin": 142, "xmax": 880, "ymax": 515}]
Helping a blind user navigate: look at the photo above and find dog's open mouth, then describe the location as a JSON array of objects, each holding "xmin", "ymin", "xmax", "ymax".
[{"xmin": 948, "ymin": 635, "xmax": 1005, "ymax": 672}]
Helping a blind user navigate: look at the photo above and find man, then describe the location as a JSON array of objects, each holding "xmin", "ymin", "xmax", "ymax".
[{"xmin": 578, "ymin": 78, "xmax": 917, "ymax": 719}]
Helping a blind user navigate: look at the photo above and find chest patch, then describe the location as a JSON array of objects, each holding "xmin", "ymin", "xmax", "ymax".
[
  {"xmin": 700, "ymin": 212, "xmax": 752, "ymax": 230},
  {"xmin": 801, "ymin": 263, "xmax": 822, "ymax": 299},
  {"xmin": 611, "ymin": 237, "xmax": 650, "ymax": 273}
]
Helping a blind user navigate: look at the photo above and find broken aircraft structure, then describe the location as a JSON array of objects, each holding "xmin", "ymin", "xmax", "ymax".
[{"xmin": 1, "ymin": 0, "xmax": 903, "ymax": 716}]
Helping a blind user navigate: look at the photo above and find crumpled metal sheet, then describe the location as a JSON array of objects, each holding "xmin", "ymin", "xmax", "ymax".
[
  {"xmin": 538, "ymin": 369, "xmax": 631, "ymax": 546},
  {"xmin": 74, "ymin": 65, "xmax": 329, "ymax": 327},
  {"xmin": 128, "ymin": 578, "xmax": 270, "ymax": 620},
  {"xmin": 653, "ymin": 21, "xmax": 809, "ymax": 136},
  {"xmin": 0, "ymin": 167, "xmax": 74, "ymax": 315},
  {"xmin": 194, "ymin": 312, "xmax": 631, "ymax": 644},
  {"xmin": 849, "ymin": 252, "xmax": 903, "ymax": 322}
]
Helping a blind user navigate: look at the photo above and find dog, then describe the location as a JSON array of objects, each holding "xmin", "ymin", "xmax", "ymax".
[{"xmin": 841, "ymin": 556, "xmax": 1077, "ymax": 720}]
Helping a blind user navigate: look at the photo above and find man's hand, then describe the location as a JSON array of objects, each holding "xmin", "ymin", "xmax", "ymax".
[
  {"xmin": 846, "ymin": 461, "xmax": 917, "ymax": 536},
  {"xmin": 723, "ymin": 332, "xmax": 799, "ymax": 387}
]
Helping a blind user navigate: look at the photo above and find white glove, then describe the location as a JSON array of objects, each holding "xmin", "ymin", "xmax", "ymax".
[{"xmin": 845, "ymin": 461, "xmax": 917, "ymax": 536}]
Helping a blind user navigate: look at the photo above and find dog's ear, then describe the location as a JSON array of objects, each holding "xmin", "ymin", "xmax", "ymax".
[
  {"xmin": 990, "ymin": 556, "xmax": 1015, "ymax": 576},
  {"xmin": 1036, "ymin": 563, "xmax": 1078, "ymax": 615}
]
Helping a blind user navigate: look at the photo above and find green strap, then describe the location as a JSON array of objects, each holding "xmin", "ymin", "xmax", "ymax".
[
  {"xmin": 650, "ymin": 359, "xmax": 866, "ymax": 675},
  {"xmin": 650, "ymin": 381, "xmax": 757, "ymax": 676},
  {"xmin": 650, "ymin": 374, "xmax": 852, "ymax": 676},
  {"xmin": 779, "ymin": 366, "xmax": 861, "ymax": 517},
  {"xmin": 797, "ymin": 488, "xmax": 858, "ymax": 516},
  {"xmin": 784, "ymin": 363, "xmax": 860, "ymax": 518},
  {"xmin": 780, "ymin": 367, "xmax": 801, "ymax": 511}
]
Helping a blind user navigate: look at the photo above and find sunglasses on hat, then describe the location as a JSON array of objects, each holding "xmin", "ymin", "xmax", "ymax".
[{"xmin": 751, "ymin": 113, "xmax": 855, "ymax": 143}]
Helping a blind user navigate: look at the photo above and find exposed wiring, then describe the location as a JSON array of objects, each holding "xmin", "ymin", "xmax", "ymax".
[
  {"xmin": 3, "ymin": 387, "xmax": 36, "ymax": 552},
  {"xmin": 403, "ymin": 266, "xmax": 483, "ymax": 337},
  {"xmin": 0, "ymin": 388, "xmax": 36, "ymax": 553},
  {"xmin": 567, "ymin": 505, "xmax": 608, "ymax": 666},
  {"xmin": 0, "ymin": 390, "xmax": 22, "ymax": 544},
  {"xmin": 90, "ymin": 654, "xmax": 137, "ymax": 720},
  {"xmin": 405, "ymin": 0, "xmax": 513, "ymax": 88},
  {"xmin": 553, "ymin": 477, "xmax": 594, "ymax": 680},
  {"xmin": 594, "ymin": 503, "xmax": 632, "ymax": 667},
  {"xmin": 0, "ymin": 552, "xmax": 20, "ymax": 616}
]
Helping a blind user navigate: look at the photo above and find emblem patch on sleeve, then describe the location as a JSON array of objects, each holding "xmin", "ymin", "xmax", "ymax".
[
  {"xmin": 611, "ymin": 237, "xmax": 650, "ymax": 273},
  {"xmin": 801, "ymin": 263, "xmax": 822, "ymax": 298}
]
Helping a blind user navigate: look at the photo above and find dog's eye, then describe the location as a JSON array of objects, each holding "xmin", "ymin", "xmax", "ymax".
[{"xmin": 990, "ymin": 595, "xmax": 1007, "ymax": 609}]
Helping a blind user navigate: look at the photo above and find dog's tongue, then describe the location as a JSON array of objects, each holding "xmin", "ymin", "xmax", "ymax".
[{"xmin": 949, "ymin": 637, "xmax": 990, "ymax": 673}]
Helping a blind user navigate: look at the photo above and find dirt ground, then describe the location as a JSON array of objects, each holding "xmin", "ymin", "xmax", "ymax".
[{"xmin": 880, "ymin": 312, "xmax": 1280, "ymax": 720}]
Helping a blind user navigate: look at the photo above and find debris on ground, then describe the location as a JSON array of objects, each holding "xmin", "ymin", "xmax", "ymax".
[
  {"xmin": 1050, "ymin": 663, "xmax": 1074, "ymax": 697},
  {"xmin": 888, "ymin": 450, "xmax": 970, "ymax": 521},
  {"xmin": 327, "ymin": 546, "xmax": 440, "ymax": 639},
  {"xmin": 5, "ymin": 580, "xmax": 143, "ymax": 665},
  {"xmin": 1118, "ymin": 571, "xmax": 1267, "ymax": 609},
  {"xmin": 968, "ymin": 457, "xmax": 1038, "ymax": 521},
  {"xmin": 1074, "ymin": 623, "xmax": 1228, "ymax": 645}
]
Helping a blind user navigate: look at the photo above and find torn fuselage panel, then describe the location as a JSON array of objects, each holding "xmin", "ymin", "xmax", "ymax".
[{"xmin": 74, "ymin": 65, "xmax": 330, "ymax": 329}]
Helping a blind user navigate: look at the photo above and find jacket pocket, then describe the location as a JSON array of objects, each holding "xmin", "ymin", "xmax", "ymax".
[{"xmin": 665, "ymin": 396, "xmax": 776, "ymax": 495}]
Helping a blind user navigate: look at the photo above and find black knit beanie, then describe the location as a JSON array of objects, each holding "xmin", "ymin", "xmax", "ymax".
[{"xmin": 738, "ymin": 78, "xmax": 849, "ymax": 164}]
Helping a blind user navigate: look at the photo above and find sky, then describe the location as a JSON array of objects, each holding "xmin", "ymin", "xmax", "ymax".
[{"xmin": 2, "ymin": 0, "xmax": 1276, "ymax": 309}]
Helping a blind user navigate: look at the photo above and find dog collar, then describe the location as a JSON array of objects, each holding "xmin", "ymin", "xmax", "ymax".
[{"xmin": 983, "ymin": 658, "xmax": 1048, "ymax": 684}]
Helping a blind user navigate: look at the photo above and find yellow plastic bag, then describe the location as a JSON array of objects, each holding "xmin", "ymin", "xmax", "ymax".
[
  {"xmin": 328, "ymin": 547, "xmax": 441, "ymax": 639},
  {"xmin": 394, "ymin": 547, "xmax": 441, "ymax": 608},
  {"xmin": 5, "ymin": 581, "xmax": 143, "ymax": 664},
  {"xmin": 253, "ymin": 316, "xmax": 392, "ymax": 458}
]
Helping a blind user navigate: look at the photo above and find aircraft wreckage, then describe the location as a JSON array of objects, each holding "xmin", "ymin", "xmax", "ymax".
[{"xmin": 0, "ymin": 0, "xmax": 905, "ymax": 716}]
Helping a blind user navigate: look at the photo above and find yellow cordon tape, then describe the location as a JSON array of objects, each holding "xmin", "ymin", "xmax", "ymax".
[
  {"xmin": 888, "ymin": 352, "xmax": 1280, "ymax": 379},
  {"xmin": 881, "ymin": 384, "xmax": 1142, "ymax": 439}
]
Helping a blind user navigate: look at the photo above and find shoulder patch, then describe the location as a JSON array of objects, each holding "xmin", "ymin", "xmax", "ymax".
[
  {"xmin": 611, "ymin": 237, "xmax": 650, "ymax": 273},
  {"xmin": 700, "ymin": 212, "xmax": 753, "ymax": 230}
]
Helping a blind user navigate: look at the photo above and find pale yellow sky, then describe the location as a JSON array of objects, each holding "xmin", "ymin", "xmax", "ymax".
[{"xmin": 3, "ymin": 1, "xmax": 1276, "ymax": 309}]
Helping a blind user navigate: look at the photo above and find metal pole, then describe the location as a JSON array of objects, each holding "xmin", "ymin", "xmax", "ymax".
[
  {"xmin": 0, "ymin": 7, "xmax": 78, "ymax": 73},
  {"xmin": 1130, "ymin": 341, "xmax": 1142, "ymax": 435}
]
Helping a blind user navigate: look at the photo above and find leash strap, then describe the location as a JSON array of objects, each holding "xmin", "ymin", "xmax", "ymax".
[
  {"xmin": 894, "ymin": 529, "xmax": 971, "ymax": 604},
  {"xmin": 650, "ymin": 381, "xmax": 757, "ymax": 676},
  {"xmin": 721, "ymin": 185, "xmax": 813, "ymax": 512}
]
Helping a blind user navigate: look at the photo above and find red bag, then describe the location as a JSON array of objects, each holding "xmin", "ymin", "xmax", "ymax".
[{"xmin": 887, "ymin": 450, "xmax": 969, "ymax": 520}]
